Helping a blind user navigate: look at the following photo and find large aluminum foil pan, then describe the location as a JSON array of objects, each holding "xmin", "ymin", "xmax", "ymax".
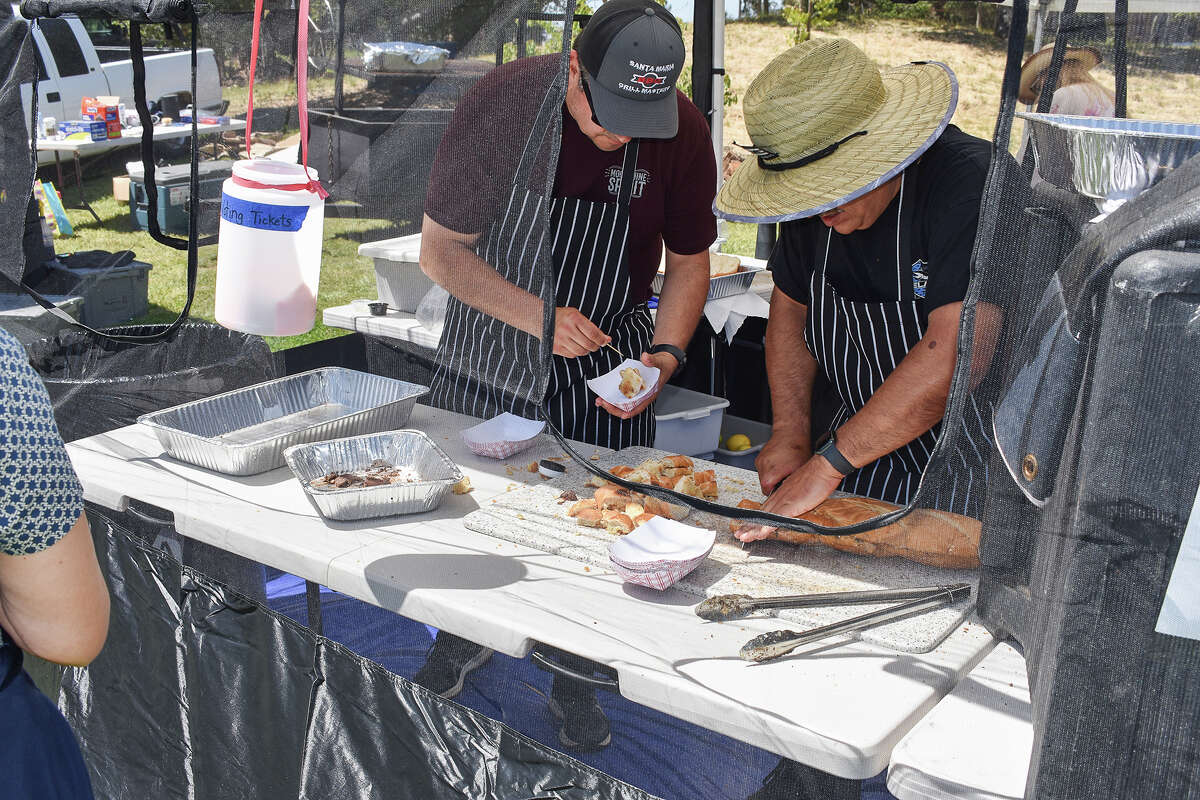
[
  {"xmin": 1019, "ymin": 113, "xmax": 1200, "ymax": 208},
  {"xmin": 138, "ymin": 367, "xmax": 428, "ymax": 475},
  {"xmin": 651, "ymin": 265, "xmax": 765, "ymax": 301},
  {"xmin": 284, "ymin": 430, "xmax": 463, "ymax": 521}
]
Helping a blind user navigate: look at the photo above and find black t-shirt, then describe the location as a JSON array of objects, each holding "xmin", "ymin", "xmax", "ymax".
[{"xmin": 769, "ymin": 125, "xmax": 992, "ymax": 321}]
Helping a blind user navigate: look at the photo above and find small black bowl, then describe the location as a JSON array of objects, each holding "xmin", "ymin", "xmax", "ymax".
[
  {"xmin": 368, "ymin": 302, "xmax": 388, "ymax": 316},
  {"xmin": 538, "ymin": 459, "xmax": 567, "ymax": 479}
]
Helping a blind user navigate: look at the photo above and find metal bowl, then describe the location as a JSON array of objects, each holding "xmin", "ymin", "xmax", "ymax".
[{"xmin": 285, "ymin": 430, "xmax": 463, "ymax": 521}]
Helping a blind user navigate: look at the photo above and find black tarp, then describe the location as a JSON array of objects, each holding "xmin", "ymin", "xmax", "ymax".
[{"xmin": 66, "ymin": 511, "xmax": 662, "ymax": 800}]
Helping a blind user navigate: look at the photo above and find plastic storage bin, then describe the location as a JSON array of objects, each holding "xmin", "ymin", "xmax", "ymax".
[
  {"xmin": 359, "ymin": 233, "xmax": 435, "ymax": 312},
  {"xmin": 653, "ymin": 385, "xmax": 729, "ymax": 457},
  {"xmin": 0, "ymin": 292, "xmax": 83, "ymax": 339},
  {"xmin": 46, "ymin": 260, "xmax": 152, "ymax": 328},
  {"xmin": 128, "ymin": 160, "xmax": 234, "ymax": 236},
  {"xmin": 712, "ymin": 414, "xmax": 773, "ymax": 470}
]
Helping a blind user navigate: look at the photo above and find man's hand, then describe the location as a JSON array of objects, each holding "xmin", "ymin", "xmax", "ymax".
[
  {"xmin": 594, "ymin": 349, "xmax": 676, "ymax": 420},
  {"xmin": 734, "ymin": 454, "xmax": 844, "ymax": 543},
  {"xmin": 554, "ymin": 306, "xmax": 610, "ymax": 357},
  {"xmin": 755, "ymin": 433, "xmax": 810, "ymax": 496}
]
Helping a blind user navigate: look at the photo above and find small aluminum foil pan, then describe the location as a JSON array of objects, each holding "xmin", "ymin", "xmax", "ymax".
[
  {"xmin": 1019, "ymin": 113, "xmax": 1200, "ymax": 208},
  {"xmin": 651, "ymin": 265, "xmax": 765, "ymax": 301},
  {"xmin": 138, "ymin": 367, "xmax": 428, "ymax": 475},
  {"xmin": 284, "ymin": 430, "xmax": 463, "ymax": 521}
]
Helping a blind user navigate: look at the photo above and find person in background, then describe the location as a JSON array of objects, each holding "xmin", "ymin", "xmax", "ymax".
[
  {"xmin": 415, "ymin": 0, "xmax": 717, "ymax": 751},
  {"xmin": 0, "ymin": 328, "xmax": 110, "ymax": 798},
  {"xmin": 714, "ymin": 38, "xmax": 992, "ymax": 799},
  {"xmin": 1016, "ymin": 43, "xmax": 1116, "ymax": 183},
  {"xmin": 1018, "ymin": 43, "xmax": 1115, "ymax": 116}
]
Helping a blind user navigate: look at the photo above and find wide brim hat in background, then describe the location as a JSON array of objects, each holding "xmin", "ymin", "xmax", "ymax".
[
  {"xmin": 1018, "ymin": 44, "xmax": 1103, "ymax": 104},
  {"xmin": 715, "ymin": 38, "xmax": 957, "ymax": 224}
]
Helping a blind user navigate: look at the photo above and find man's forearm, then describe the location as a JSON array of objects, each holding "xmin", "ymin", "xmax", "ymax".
[
  {"xmin": 653, "ymin": 248, "xmax": 708, "ymax": 352},
  {"xmin": 835, "ymin": 303, "xmax": 961, "ymax": 469},
  {"xmin": 765, "ymin": 288, "xmax": 816, "ymax": 452},
  {"xmin": 420, "ymin": 214, "xmax": 545, "ymax": 338}
]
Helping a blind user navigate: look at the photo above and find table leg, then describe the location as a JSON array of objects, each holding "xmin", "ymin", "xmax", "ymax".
[
  {"xmin": 54, "ymin": 150, "xmax": 65, "ymax": 190},
  {"xmin": 72, "ymin": 151, "xmax": 101, "ymax": 223},
  {"xmin": 305, "ymin": 580, "xmax": 324, "ymax": 636}
]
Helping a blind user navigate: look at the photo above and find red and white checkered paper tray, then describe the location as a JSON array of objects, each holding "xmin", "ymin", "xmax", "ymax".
[
  {"xmin": 460, "ymin": 412, "xmax": 545, "ymax": 459},
  {"xmin": 586, "ymin": 358, "xmax": 660, "ymax": 413},
  {"xmin": 608, "ymin": 517, "xmax": 716, "ymax": 591}
]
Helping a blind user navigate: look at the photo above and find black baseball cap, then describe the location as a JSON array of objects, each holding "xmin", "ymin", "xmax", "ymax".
[{"xmin": 574, "ymin": 0, "xmax": 685, "ymax": 138}]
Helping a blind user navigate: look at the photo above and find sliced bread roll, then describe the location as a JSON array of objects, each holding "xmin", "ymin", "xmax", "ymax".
[{"xmin": 710, "ymin": 252, "xmax": 741, "ymax": 277}]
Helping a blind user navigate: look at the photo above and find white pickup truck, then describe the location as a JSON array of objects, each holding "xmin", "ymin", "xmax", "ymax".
[{"xmin": 20, "ymin": 13, "xmax": 222, "ymax": 157}]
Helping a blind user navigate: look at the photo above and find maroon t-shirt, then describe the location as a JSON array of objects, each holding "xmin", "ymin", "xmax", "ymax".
[{"xmin": 424, "ymin": 55, "xmax": 717, "ymax": 302}]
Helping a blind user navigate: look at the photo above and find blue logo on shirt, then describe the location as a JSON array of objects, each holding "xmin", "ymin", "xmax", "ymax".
[{"xmin": 912, "ymin": 260, "xmax": 929, "ymax": 299}]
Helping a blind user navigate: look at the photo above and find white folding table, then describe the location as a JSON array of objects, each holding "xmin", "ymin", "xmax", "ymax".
[
  {"xmin": 887, "ymin": 642, "xmax": 1033, "ymax": 799},
  {"xmin": 36, "ymin": 119, "xmax": 246, "ymax": 221},
  {"xmin": 66, "ymin": 404, "xmax": 996, "ymax": 779}
]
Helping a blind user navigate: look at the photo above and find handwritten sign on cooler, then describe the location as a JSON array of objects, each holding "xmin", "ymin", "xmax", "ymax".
[{"xmin": 221, "ymin": 194, "xmax": 309, "ymax": 232}]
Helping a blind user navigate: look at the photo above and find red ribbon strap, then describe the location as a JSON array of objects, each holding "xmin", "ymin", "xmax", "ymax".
[
  {"xmin": 232, "ymin": 175, "xmax": 331, "ymax": 198},
  {"xmin": 244, "ymin": 0, "xmax": 329, "ymax": 199}
]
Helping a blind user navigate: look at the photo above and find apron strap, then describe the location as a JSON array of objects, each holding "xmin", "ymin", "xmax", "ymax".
[
  {"xmin": 896, "ymin": 171, "xmax": 919, "ymax": 300},
  {"xmin": 510, "ymin": 73, "xmax": 571, "ymax": 190},
  {"xmin": 613, "ymin": 140, "xmax": 641, "ymax": 209}
]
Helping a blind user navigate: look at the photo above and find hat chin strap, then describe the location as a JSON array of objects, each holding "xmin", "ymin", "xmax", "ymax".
[{"xmin": 735, "ymin": 129, "xmax": 868, "ymax": 172}]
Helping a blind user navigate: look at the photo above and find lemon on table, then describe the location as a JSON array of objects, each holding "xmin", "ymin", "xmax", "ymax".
[{"xmin": 726, "ymin": 434, "xmax": 752, "ymax": 452}]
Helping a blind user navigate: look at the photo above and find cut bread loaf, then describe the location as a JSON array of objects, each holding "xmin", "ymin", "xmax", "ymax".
[
  {"xmin": 733, "ymin": 498, "xmax": 981, "ymax": 569},
  {"xmin": 709, "ymin": 252, "xmax": 741, "ymax": 277}
]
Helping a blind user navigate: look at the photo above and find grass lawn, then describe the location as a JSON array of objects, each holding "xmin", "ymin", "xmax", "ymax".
[
  {"xmin": 52, "ymin": 20, "xmax": 1198, "ymax": 347},
  {"xmin": 56, "ymin": 173, "xmax": 394, "ymax": 351}
]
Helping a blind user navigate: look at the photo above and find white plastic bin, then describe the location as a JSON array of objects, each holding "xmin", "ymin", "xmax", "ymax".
[
  {"xmin": 653, "ymin": 385, "xmax": 729, "ymax": 457},
  {"xmin": 712, "ymin": 414, "xmax": 773, "ymax": 470},
  {"xmin": 359, "ymin": 233, "xmax": 435, "ymax": 312}
]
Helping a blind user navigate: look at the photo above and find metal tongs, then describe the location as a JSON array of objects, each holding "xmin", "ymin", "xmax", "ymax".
[{"xmin": 705, "ymin": 583, "xmax": 972, "ymax": 663}]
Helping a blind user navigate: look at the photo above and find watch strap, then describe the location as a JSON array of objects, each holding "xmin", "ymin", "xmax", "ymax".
[
  {"xmin": 649, "ymin": 343, "xmax": 686, "ymax": 370},
  {"xmin": 817, "ymin": 435, "xmax": 855, "ymax": 477}
]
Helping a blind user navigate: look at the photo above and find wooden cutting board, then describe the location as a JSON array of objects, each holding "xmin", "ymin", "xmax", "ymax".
[{"xmin": 464, "ymin": 446, "xmax": 976, "ymax": 654}]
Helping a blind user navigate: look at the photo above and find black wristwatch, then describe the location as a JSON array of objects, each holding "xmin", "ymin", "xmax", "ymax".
[
  {"xmin": 649, "ymin": 343, "xmax": 687, "ymax": 373},
  {"xmin": 815, "ymin": 432, "xmax": 855, "ymax": 476}
]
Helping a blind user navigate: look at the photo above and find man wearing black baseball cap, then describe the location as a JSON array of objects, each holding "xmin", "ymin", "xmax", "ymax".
[
  {"xmin": 573, "ymin": 0, "xmax": 685, "ymax": 138},
  {"xmin": 416, "ymin": 0, "xmax": 718, "ymax": 752}
]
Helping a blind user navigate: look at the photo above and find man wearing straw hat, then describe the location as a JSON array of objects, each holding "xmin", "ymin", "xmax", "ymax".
[
  {"xmin": 716, "ymin": 39, "xmax": 992, "ymax": 546},
  {"xmin": 717, "ymin": 36, "xmax": 994, "ymax": 800}
]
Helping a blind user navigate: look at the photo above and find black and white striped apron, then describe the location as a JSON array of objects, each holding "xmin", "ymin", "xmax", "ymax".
[
  {"xmin": 431, "ymin": 86, "xmax": 654, "ymax": 450},
  {"xmin": 803, "ymin": 173, "xmax": 990, "ymax": 517}
]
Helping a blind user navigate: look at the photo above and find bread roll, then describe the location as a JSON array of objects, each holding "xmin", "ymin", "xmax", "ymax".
[
  {"xmin": 710, "ymin": 252, "xmax": 741, "ymax": 277},
  {"xmin": 618, "ymin": 367, "xmax": 645, "ymax": 398},
  {"xmin": 733, "ymin": 498, "xmax": 980, "ymax": 569}
]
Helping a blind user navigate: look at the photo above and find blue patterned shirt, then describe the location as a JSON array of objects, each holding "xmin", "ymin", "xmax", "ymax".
[{"xmin": 0, "ymin": 330, "xmax": 83, "ymax": 556}]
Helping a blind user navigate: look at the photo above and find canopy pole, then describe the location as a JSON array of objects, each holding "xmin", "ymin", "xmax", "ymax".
[{"xmin": 711, "ymin": 0, "xmax": 725, "ymax": 246}]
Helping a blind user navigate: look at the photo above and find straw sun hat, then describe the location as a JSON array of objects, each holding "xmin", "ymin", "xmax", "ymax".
[
  {"xmin": 1018, "ymin": 44, "xmax": 1103, "ymax": 104},
  {"xmin": 715, "ymin": 38, "xmax": 957, "ymax": 224}
]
